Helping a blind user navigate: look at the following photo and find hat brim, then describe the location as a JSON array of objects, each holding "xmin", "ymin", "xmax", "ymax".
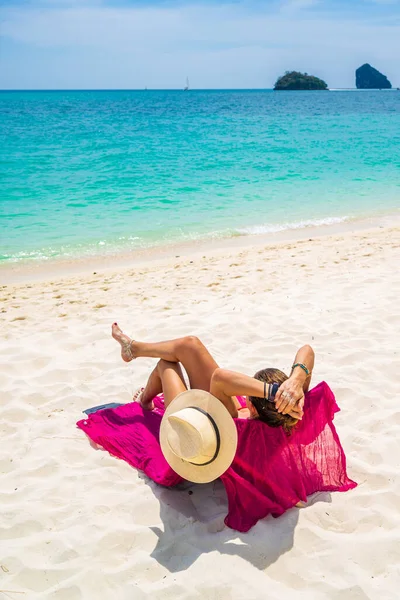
[{"xmin": 160, "ymin": 390, "xmax": 238, "ymax": 484}]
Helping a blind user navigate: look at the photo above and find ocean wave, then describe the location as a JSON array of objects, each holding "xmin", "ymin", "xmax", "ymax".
[
  {"xmin": 0, "ymin": 215, "xmax": 352, "ymax": 263},
  {"xmin": 235, "ymin": 216, "xmax": 349, "ymax": 236}
]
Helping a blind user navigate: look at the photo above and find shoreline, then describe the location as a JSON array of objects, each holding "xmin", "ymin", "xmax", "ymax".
[{"xmin": 2, "ymin": 211, "xmax": 399, "ymax": 285}]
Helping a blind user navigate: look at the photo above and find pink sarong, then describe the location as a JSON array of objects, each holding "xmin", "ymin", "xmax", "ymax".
[{"xmin": 77, "ymin": 381, "xmax": 356, "ymax": 532}]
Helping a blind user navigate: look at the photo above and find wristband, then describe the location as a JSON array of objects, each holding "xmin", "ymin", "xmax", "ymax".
[
  {"xmin": 291, "ymin": 362, "xmax": 311, "ymax": 377},
  {"xmin": 268, "ymin": 382, "xmax": 280, "ymax": 402}
]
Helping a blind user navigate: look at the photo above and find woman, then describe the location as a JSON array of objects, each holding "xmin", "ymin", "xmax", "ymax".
[{"xmin": 112, "ymin": 323, "xmax": 314, "ymax": 433}]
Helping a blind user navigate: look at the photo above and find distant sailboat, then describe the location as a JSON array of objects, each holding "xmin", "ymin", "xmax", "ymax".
[{"xmin": 184, "ymin": 77, "xmax": 189, "ymax": 91}]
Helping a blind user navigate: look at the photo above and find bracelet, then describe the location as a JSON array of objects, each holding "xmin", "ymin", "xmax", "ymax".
[
  {"xmin": 291, "ymin": 362, "xmax": 311, "ymax": 377},
  {"xmin": 265, "ymin": 382, "xmax": 278, "ymax": 402},
  {"xmin": 271, "ymin": 383, "xmax": 280, "ymax": 400},
  {"xmin": 267, "ymin": 382, "xmax": 280, "ymax": 402}
]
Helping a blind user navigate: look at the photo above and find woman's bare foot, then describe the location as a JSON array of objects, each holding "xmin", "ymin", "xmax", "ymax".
[
  {"xmin": 112, "ymin": 323, "xmax": 136, "ymax": 362},
  {"xmin": 133, "ymin": 387, "xmax": 154, "ymax": 411}
]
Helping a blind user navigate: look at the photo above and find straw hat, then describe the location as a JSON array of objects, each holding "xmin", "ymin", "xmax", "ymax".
[{"xmin": 160, "ymin": 390, "xmax": 238, "ymax": 484}]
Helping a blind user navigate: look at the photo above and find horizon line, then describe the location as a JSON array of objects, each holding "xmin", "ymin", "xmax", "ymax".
[{"xmin": 1, "ymin": 87, "xmax": 399, "ymax": 92}]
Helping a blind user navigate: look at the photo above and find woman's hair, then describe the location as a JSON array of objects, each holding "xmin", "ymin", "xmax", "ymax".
[{"xmin": 248, "ymin": 368, "xmax": 298, "ymax": 434}]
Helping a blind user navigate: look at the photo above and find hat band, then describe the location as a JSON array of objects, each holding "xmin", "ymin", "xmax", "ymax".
[{"xmin": 187, "ymin": 406, "xmax": 221, "ymax": 467}]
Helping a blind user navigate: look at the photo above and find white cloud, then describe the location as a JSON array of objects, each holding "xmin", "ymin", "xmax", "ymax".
[{"xmin": 0, "ymin": 1, "xmax": 399, "ymax": 88}]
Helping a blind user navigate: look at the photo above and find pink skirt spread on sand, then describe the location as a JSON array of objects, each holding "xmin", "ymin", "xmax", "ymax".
[{"xmin": 77, "ymin": 381, "xmax": 356, "ymax": 532}]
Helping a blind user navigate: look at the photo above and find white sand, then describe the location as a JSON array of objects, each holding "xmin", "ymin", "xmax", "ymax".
[{"xmin": 1, "ymin": 225, "xmax": 399, "ymax": 599}]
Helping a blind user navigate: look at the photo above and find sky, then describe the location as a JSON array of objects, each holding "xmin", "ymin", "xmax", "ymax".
[{"xmin": 0, "ymin": 0, "xmax": 399, "ymax": 89}]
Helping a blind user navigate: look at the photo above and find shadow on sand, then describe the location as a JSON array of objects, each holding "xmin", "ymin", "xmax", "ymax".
[{"xmin": 141, "ymin": 475, "xmax": 332, "ymax": 572}]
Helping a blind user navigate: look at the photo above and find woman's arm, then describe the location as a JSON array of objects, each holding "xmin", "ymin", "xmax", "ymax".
[
  {"xmin": 209, "ymin": 368, "xmax": 303, "ymax": 420},
  {"xmin": 275, "ymin": 345, "xmax": 315, "ymax": 414},
  {"xmin": 292, "ymin": 344, "xmax": 315, "ymax": 393},
  {"xmin": 210, "ymin": 368, "xmax": 266, "ymax": 417}
]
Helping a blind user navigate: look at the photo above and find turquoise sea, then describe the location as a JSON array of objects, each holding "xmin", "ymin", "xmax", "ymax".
[{"xmin": 1, "ymin": 90, "xmax": 399, "ymax": 263}]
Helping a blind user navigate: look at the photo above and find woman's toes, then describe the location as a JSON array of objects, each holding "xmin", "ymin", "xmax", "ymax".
[
  {"xmin": 111, "ymin": 322, "xmax": 122, "ymax": 338},
  {"xmin": 133, "ymin": 388, "xmax": 144, "ymax": 402}
]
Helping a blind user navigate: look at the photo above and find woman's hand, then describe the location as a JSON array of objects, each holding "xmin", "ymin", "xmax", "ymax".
[
  {"xmin": 274, "ymin": 378, "xmax": 305, "ymax": 416},
  {"xmin": 287, "ymin": 402, "xmax": 304, "ymax": 420}
]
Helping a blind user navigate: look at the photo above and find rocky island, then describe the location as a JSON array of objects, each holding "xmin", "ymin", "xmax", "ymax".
[
  {"xmin": 274, "ymin": 71, "xmax": 328, "ymax": 90},
  {"xmin": 356, "ymin": 64, "xmax": 392, "ymax": 89}
]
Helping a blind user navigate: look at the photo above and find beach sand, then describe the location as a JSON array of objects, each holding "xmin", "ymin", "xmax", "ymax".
[{"xmin": 1, "ymin": 224, "xmax": 399, "ymax": 599}]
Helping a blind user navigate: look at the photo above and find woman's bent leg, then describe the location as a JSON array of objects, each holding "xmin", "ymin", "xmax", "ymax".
[
  {"xmin": 133, "ymin": 336, "xmax": 219, "ymax": 392},
  {"xmin": 141, "ymin": 359, "xmax": 187, "ymax": 409},
  {"xmin": 112, "ymin": 325, "xmax": 219, "ymax": 392}
]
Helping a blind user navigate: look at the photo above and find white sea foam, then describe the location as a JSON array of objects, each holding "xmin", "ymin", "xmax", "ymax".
[
  {"xmin": 236, "ymin": 215, "xmax": 349, "ymax": 236},
  {"xmin": 0, "ymin": 215, "xmax": 352, "ymax": 263}
]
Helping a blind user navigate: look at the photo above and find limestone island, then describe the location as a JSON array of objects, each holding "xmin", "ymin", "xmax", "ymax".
[
  {"xmin": 356, "ymin": 64, "xmax": 392, "ymax": 89},
  {"xmin": 274, "ymin": 71, "xmax": 328, "ymax": 90}
]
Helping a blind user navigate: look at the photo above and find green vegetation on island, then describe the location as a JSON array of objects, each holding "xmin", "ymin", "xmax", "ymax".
[{"xmin": 274, "ymin": 71, "xmax": 328, "ymax": 90}]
